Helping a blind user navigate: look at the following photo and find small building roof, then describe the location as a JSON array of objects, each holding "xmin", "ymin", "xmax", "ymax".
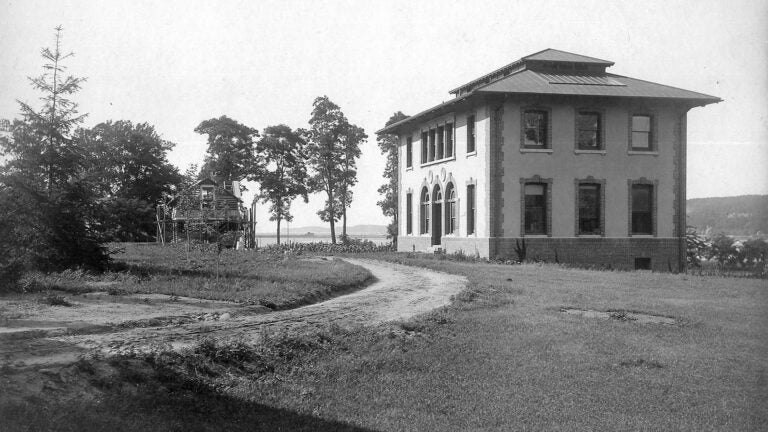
[{"xmin": 378, "ymin": 49, "xmax": 721, "ymax": 135}]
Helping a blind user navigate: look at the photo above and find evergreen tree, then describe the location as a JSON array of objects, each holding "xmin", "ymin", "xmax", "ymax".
[{"xmin": 0, "ymin": 26, "xmax": 108, "ymax": 275}]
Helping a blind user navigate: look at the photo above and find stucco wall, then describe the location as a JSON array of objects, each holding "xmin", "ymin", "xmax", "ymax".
[{"xmin": 395, "ymin": 95, "xmax": 687, "ymax": 270}]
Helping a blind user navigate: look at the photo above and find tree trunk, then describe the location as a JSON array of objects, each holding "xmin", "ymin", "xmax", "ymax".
[
  {"xmin": 342, "ymin": 206, "xmax": 347, "ymax": 239},
  {"xmin": 276, "ymin": 217, "xmax": 281, "ymax": 245},
  {"xmin": 328, "ymin": 188, "xmax": 336, "ymax": 244}
]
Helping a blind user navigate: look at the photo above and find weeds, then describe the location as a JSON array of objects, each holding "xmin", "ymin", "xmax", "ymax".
[{"xmin": 39, "ymin": 292, "xmax": 72, "ymax": 306}]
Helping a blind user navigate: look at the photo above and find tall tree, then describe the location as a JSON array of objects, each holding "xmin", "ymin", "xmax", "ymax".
[
  {"xmin": 78, "ymin": 120, "xmax": 181, "ymax": 202},
  {"xmin": 305, "ymin": 96, "xmax": 361, "ymax": 244},
  {"xmin": 377, "ymin": 111, "xmax": 408, "ymax": 246},
  {"xmin": 337, "ymin": 123, "xmax": 367, "ymax": 240},
  {"xmin": 0, "ymin": 26, "xmax": 107, "ymax": 273},
  {"xmin": 194, "ymin": 115, "xmax": 258, "ymax": 183},
  {"xmin": 76, "ymin": 120, "xmax": 183, "ymax": 241},
  {"xmin": 251, "ymin": 124, "xmax": 309, "ymax": 244}
]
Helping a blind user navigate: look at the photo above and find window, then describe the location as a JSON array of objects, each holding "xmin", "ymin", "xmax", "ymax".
[
  {"xmin": 631, "ymin": 184, "xmax": 653, "ymax": 234},
  {"xmin": 420, "ymin": 187, "xmax": 430, "ymax": 234},
  {"xmin": 445, "ymin": 184, "xmax": 456, "ymax": 234},
  {"xmin": 523, "ymin": 110, "xmax": 549, "ymax": 148},
  {"xmin": 421, "ymin": 131, "xmax": 428, "ymax": 163},
  {"xmin": 428, "ymin": 129, "xmax": 436, "ymax": 162},
  {"xmin": 436, "ymin": 126, "xmax": 444, "ymax": 160},
  {"xmin": 466, "ymin": 184, "xmax": 475, "ymax": 235},
  {"xmin": 577, "ymin": 111, "xmax": 602, "ymax": 150},
  {"xmin": 445, "ymin": 123, "xmax": 454, "ymax": 157},
  {"xmin": 467, "ymin": 115, "xmax": 476, "ymax": 153},
  {"xmin": 524, "ymin": 183, "xmax": 547, "ymax": 234},
  {"xmin": 631, "ymin": 115, "xmax": 653, "ymax": 151},
  {"xmin": 201, "ymin": 186, "xmax": 214, "ymax": 209},
  {"xmin": 406, "ymin": 136, "xmax": 412, "ymax": 168},
  {"xmin": 406, "ymin": 192, "xmax": 413, "ymax": 234},
  {"xmin": 578, "ymin": 184, "xmax": 601, "ymax": 235}
]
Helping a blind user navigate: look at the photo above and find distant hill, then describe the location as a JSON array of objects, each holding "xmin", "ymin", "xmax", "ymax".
[
  {"xmin": 256, "ymin": 224, "xmax": 388, "ymax": 236},
  {"xmin": 687, "ymin": 195, "xmax": 768, "ymax": 236}
]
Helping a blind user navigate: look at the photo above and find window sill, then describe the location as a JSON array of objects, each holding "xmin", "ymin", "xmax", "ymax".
[
  {"xmin": 466, "ymin": 151, "xmax": 477, "ymax": 158},
  {"xmin": 577, "ymin": 234, "xmax": 604, "ymax": 238},
  {"xmin": 420, "ymin": 156, "xmax": 456, "ymax": 167},
  {"xmin": 630, "ymin": 234, "xmax": 655, "ymax": 237},
  {"xmin": 522, "ymin": 234, "xmax": 550, "ymax": 238},
  {"xmin": 628, "ymin": 151, "xmax": 659, "ymax": 156},
  {"xmin": 520, "ymin": 148, "xmax": 553, "ymax": 154},
  {"xmin": 405, "ymin": 166, "xmax": 413, "ymax": 172},
  {"xmin": 574, "ymin": 149, "xmax": 606, "ymax": 155}
]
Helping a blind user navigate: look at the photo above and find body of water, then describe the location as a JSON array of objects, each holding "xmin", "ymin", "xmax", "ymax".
[{"xmin": 254, "ymin": 235, "xmax": 389, "ymax": 246}]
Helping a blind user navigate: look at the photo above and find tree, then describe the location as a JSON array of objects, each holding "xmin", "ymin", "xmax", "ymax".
[
  {"xmin": 708, "ymin": 233, "xmax": 737, "ymax": 266},
  {"xmin": 194, "ymin": 116, "xmax": 258, "ymax": 184},
  {"xmin": 305, "ymin": 96, "xmax": 355, "ymax": 244},
  {"xmin": 337, "ymin": 123, "xmax": 367, "ymax": 241},
  {"xmin": 75, "ymin": 120, "xmax": 182, "ymax": 241},
  {"xmin": 376, "ymin": 111, "xmax": 408, "ymax": 246},
  {"xmin": 0, "ymin": 26, "xmax": 108, "ymax": 276},
  {"xmin": 78, "ymin": 120, "xmax": 182, "ymax": 202},
  {"xmin": 252, "ymin": 124, "xmax": 309, "ymax": 244}
]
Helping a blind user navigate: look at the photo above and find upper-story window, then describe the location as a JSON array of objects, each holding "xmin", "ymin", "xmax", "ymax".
[
  {"xmin": 523, "ymin": 110, "xmax": 549, "ymax": 149},
  {"xmin": 577, "ymin": 111, "xmax": 603, "ymax": 150},
  {"xmin": 436, "ymin": 126, "xmax": 444, "ymax": 159},
  {"xmin": 421, "ymin": 123, "xmax": 455, "ymax": 164},
  {"xmin": 201, "ymin": 186, "xmax": 214, "ymax": 209},
  {"xmin": 630, "ymin": 115, "xmax": 653, "ymax": 151},
  {"xmin": 406, "ymin": 136, "xmax": 412, "ymax": 168},
  {"xmin": 467, "ymin": 115, "xmax": 476, "ymax": 153},
  {"xmin": 445, "ymin": 123, "xmax": 454, "ymax": 157}
]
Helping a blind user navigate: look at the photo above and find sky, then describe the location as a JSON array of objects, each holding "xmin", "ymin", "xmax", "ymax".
[{"xmin": 1, "ymin": 0, "xmax": 766, "ymax": 231}]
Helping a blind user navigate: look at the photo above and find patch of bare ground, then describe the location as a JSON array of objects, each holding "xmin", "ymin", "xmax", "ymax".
[
  {"xmin": 0, "ymin": 258, "xmax": 466, "ymax": 368},
  {"xmin": 559, "ymin": 307, "xmax": 678, "ymax": 325}
]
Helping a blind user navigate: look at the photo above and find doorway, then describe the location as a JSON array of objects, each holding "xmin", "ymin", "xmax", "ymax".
[{"xmin": 432, "ymin": 185, "xmax": 442, "ymax": 246}]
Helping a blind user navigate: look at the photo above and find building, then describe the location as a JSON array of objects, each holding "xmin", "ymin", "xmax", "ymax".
[
  {"xmin": 377, "ymin": 49, "xmax": 720, "ymax": 271},
  {"xmin": 158, "ymin": 178, "xmax": 249, "ymax": 245}
]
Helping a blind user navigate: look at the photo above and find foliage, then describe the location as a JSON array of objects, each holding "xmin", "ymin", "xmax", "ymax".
[
  {"xmin": 376, "ymin": 111, "xmax": 408, "ymax": 246},
  {"xmin": 194, "ymin": 115, "xmax": 259, "ymax": 183},
  {"xmin": 260, "ymin": 239, "xmax": 392, "ymax": 254},
  {"xmin": 305, "ymin": 96, "xmax": 365, "ymax": 243},
  {"xmin": 76, "ymin": 120, "xmax": 182, "ymax": 241},
  {"xmin": 708, "ymin": 232, "xmax": 737, "ymax": 265},
  {"xmin": 251, "ymin": 124, "xmax": 309, "ymax": 244},
  {"xmin": 685, "ymin": 226, "xmax": 710, "ymax": 267},
  {"xmin": 0, "ymin": 26, "xmax": 108, "ymax": 286}
]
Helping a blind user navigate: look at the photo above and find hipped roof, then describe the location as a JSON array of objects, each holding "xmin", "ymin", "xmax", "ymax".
[{"xmin": 378, "ymin": 49, "xmax": 721, "ymax": 135}]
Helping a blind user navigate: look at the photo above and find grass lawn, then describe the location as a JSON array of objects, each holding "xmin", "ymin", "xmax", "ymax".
[
  {"xmin": 2, "ymin": 253, "xmax": 766, "ymax": 431},
  {"xmin": 18, "ymin": 243, "xmax": 373, "ymax": 309}
]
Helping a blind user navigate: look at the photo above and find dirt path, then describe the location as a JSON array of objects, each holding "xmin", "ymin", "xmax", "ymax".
[{"xmin": 0, "ymin": 258, "xmax": 466, "ymax": 368}]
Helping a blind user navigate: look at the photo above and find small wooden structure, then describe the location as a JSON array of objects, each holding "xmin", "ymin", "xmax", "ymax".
[{"xmin": 156, "ymin": 178, "xmax": 256, "ymax": 247}]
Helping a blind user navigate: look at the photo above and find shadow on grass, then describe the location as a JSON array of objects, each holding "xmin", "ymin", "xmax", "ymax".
[{"xmin": 1, "ymin": 357, "xmax": 378, "ymax": 432}]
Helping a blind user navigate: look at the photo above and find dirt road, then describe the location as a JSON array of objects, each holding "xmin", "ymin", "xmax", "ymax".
[{"xmin": 0, "ymin": 258, "xmax": 466, "ymax": 367}]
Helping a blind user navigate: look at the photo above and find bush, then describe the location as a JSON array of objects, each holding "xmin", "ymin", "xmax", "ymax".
[{"xmin": 261, "ymin": 239, "xmax": 393, "ymax": 255}]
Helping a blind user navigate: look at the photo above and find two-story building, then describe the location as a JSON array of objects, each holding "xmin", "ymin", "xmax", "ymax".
[{"xmin": 377, "ymin": 49, "xmax": 720, "ymax": 271}]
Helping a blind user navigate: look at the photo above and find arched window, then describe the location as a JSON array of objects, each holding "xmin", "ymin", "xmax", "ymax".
[
  {"xmin": 420, "ymin": 187, "xmax": 430, "ymax": 234},
  {"xmin": 445, "ymin": 183, "xmax": 456, "ymax": 234}
]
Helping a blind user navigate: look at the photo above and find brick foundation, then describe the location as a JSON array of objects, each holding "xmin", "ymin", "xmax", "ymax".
[
  {"xmin": 400, "ymin": 235, "xmax": 682, "ymax": 272},
  {"xmin": 492, "ymin": 237, "xmax": 681, "ymax": 272}
]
